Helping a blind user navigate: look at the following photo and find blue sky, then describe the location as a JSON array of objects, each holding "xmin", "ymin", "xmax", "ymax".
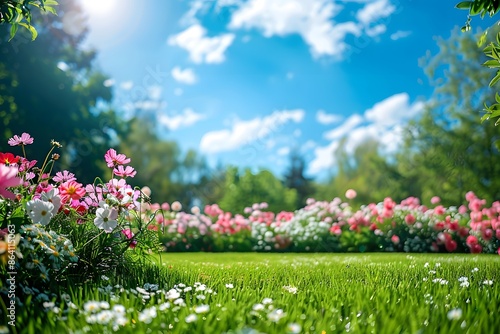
[{"xmin": 76, "ymin": 0, "xmax": 495, "ymax": 179}]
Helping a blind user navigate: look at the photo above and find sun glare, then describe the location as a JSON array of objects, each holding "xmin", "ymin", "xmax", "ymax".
[{"xmin": 80, "ymin": 0, "xmax": 118, "ymax": 17}]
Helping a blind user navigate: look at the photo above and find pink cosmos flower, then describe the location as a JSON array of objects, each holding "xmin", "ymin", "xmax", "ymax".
[
  {"xmin": 121, "ymin": 229, "xmax": 137, "ymax": 248},
  {"xmin": 0, "ymin": 165, "xmax": 22, "ymax": 199},
  {"xmin": 104, "ymin": 148, "xmax": 131, "ymax": 168},
  {"xmin": 59, "ymin": 180, "xmax": 86, "ymax": 203},
  {"xmin": 391, "ymin": 235, "xmax": 400, "ymax": 245},
  {"xmin": 53, "ymin": 170, "xmax": 76, "ymax": 183},
  {"xmin": 113, "ymin": 165, "xmax": 137, "ymax": 178},
  {"xmin": 8, "ymin": 132, "xmax": 34, "ymax": 146}
]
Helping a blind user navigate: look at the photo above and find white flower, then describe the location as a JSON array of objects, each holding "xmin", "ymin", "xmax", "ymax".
[
  {"xmin": 84, "ymin": 301, "xmax": 101, "ymax": 313},
  {"xmin": 287, "ymin": 323, "xmax": 302, "ymax": 333},
  {"xmin": 41, "ymin": 188, "xmax": 62, "ymax": 215},
  {"xmin": 268, "ymin": 309, "xmax": 285, "ymax": 322},
  {"xmin": 262, "ymin": 298, "xmax": 273, "ymax": 305},
  {"xmin": 112, "ymin": 305, "xmax": 126, "ymax": 314},
  {"xmin": 159, "ymin": 302, "xmax": 170, "ymax": 311},
  {"xmin": 138, "ymin": 306, "xmax": 157, "ymax": 324},
  {"xmin": 174, "ymin": 298, "xmax": 185, "ymax": 306},
  {"xmin": 225, "ymin": 283, "xmax": 234, "ymax": 289},
  {"xmin": 483, "ymin": 280, "xmax": 494, "ymax": 285},
  {"xmin": 283, "ymin": 285, "xmax": 298, "ymax": 294},
  {"xmin": 99, "ymin": 301, "xmax": 110, "ymax": 309},
  {"xmin": 447, "ymin": 308, "xmax": 462, "ymax": 320},
  {"xmin": 94, "ymin": 202, "xmax": 118, "ymax": 233},
  {"xmin": 165, "ymin": 289, "xmax": 181, "ymax": 300},
  {"xmin": 472, "ymin": 267, "xmax": 479, "ymax": 272},
  {"xmin": 185, "ymin": 314, "xmax": 197, "ymax": 323},
  {"xmin": 194, "ymin": 305, "xmax": 210, "ymax": 314},
  {"xmin": 26, "ymin": 199, "xmax": 54, "ymax": 225},
  {"xmin": 253, "ymin": 303, "xmax": 265, "ymax": 311}
]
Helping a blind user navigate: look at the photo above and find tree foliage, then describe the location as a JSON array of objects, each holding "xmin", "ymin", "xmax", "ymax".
[
  {"xmin": 0, "ymin": 0, "xmax": 123, "ymax": 183},
  {"xmin": 398, "ymin": 27, "xmax": 500, "ymax": 205},
  {"xmin": 0, "ymin": 0, "xmax": 57, "ymax": 40},
  {"xmin": 219, "ymin": 167, "xmax": 297, "ymax": 214},
  {"xmin": 283, "ymin": 149, "xmax": 315, "ymax": 207}
]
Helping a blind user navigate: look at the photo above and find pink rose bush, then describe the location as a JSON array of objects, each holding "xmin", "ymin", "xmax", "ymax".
[
  {"xmin": 142, "ymin": 194, "xmax": 500, "ymax": 254},
  {"xmin": 0, "ymin": 134, "xmax": 161, "ymax": 299}
]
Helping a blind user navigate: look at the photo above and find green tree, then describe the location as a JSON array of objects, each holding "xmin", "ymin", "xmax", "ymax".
[
  {"xmin": 219, "ymin": 167, "xmax": 297, "ymax": 213},
  {"xmin": 316, "ymin": 138, "xmax": 407, "ymax": 206},
  {"xmin": 0, "ymin": 0, "xmax": 123, "ymax": 183},
  {"xmin": 398, "ymin": 27, "xmax": 500, "ymax": 205},
  {"xmin": 283, "ymin": 149, "xmax": 315, "ymax": 207}
]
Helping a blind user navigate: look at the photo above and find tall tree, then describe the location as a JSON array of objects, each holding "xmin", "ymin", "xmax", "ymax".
[
  {"xmin": 398, "ymin": 27, "xmax": 500, "ymax": 205},
  {"xmin": 283, "ymin": 149, "xmax": 314, "ymax": 207}
]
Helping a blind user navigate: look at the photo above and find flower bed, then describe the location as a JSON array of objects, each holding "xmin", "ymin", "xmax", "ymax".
[{"xmin": 0, "ymin": 132, "xmax": 499, "ymax": 331}]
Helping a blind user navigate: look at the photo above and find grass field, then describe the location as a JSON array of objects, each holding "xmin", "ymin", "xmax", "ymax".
[{"xmin": 12, "ymin": 253, "xmax": 500, "ymax": 333}]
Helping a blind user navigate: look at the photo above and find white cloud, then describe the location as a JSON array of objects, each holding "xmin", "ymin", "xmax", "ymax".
[
  {"xmin": 200, "ymin": 109, "xmax": 305, "ymax": 153},
  {"xmin": 171, "ymin": 66, "xmax": 198, "ymax": 84},
  {"xmin": 309, "ymin": 93, "xmax": 423, "ymax": 174},
  {"xmin": 365, "ymin": 24, "xmax": 386, "ymax": 37},
  {"xmin": 277, "ymin": 146, "xmax": 290, "ymax": 156},
  {"xmin": 316, "ymin": 109, "xmax": 342, "ymax": 125},
  {"xmin": 120, "ymin": 81, "xmax": 134, "ymax": 90},
  {"xmin": 324, "ymin": 114, "xmax": 363, "ymax": 140},
  {"xmin": 390, "ymin": 30, "xmax": 411, "ymax": 40},
  {"xmin": 168, "ymin": 24, "xmax": 235, "ymax": 64},
  {"xmin": 356, "ymin": 0, "xmax": 395, "ymax": 26},
  {"xmin": 103, "ymin": 79, "xmax": 115, "ymax": 87},
  {"xmin": 309, "ymin": 140, "xmax": 340, "ymax": 174},
  {"xmin": 364, "ymin": 92, "xmax": 423, "ymax": 127},
  {"xmin": 158, "ymin": 108, "xmax": 205, "ymax": 131},
  {"xmin": 228, "ymin": 0, "xmax": 361, "ymax": 58}
]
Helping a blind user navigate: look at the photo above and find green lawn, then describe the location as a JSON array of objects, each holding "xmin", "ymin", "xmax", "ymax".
[{"xmin": 13, "ymin": 253, "xmax": 500, "ymax": 333}]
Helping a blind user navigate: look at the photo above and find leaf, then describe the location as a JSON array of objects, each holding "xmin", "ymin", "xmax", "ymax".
[
  {"xmin": 44, "ymin": 6, "xmax": 57, "ymax": 15},
  {"xmin": 490, "ymin": 71, "xmax": 500, "ymax": 86},
  {"xmin": 483, "ymin": 59, "xmax": 500, "ymax": 67},
  {"xmin": 496, "ymin": 92, "xmax": 500, "ymax": 103},
  {"xmin": 456, "ymin": 1, "xmax": 473, "ymax": 9},
  {"xmin": 18, "ymin": 22, "xmax": 38, "ymax": 41},
  {"xmin": 477, "ymin": 31, "xmax": 488, "ymax": 47},
  {"xmin": 9, "ymin": 23, "xmax": 18, "ymax": 41}
]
